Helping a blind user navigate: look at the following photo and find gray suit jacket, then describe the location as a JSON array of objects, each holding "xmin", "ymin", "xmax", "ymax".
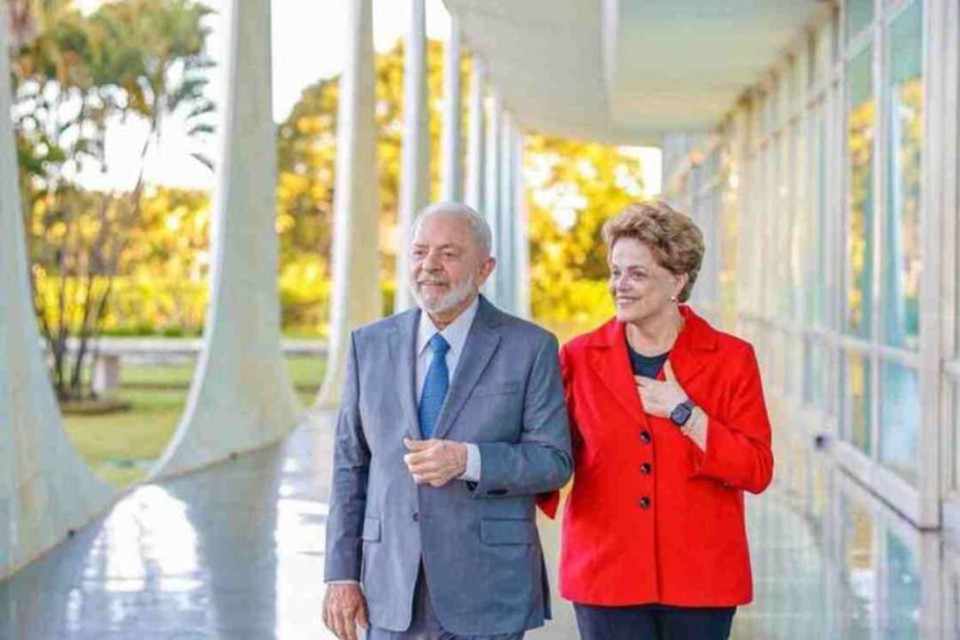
[{"xmin": 324, "ymin": 296, "xmax": 572, "ymax": 636}]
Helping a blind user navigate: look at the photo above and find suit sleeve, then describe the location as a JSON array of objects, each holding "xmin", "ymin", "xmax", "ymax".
[
  {"xmin": 691, "ymin": 344, "xmax": 774, "ymax": 494},
  {"xmin": 536, "ymin": 343, "xmax": 577, "ymax": 518},
  {"xmin": 472, "ymin": 333, "xmax": 574, "ymax": 500},
  {"xmin": 323, "ymin": 332, "xmax": 370, "ymax": 582}
]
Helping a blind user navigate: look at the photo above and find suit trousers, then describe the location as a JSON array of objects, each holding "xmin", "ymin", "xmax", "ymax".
[
  {"xmin": 367, "ymin": 567, "xmax": 524, "ymax": 640},
  {"xmin": 573, "ymin": 602, "xmax": 736, "ymax": 640}
]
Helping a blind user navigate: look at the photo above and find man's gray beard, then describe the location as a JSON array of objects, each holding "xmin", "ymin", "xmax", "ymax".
[{"xmin": 412, "ymin": 277, "xmax": 477, "ymax": 315}]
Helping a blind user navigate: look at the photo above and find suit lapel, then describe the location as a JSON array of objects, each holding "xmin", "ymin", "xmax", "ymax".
[
  {"xmin": 431, "ymin": 297, "xmax": 501, "ymax": 440},
  {"xmin": 389, "ymin": 309, "xmax": 421, "ymax": 440}
]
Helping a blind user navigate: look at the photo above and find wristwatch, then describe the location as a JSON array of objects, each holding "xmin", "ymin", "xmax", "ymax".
[{"xmin": 669, "ymin": 399, "xmax": 696, "ymax": 427}]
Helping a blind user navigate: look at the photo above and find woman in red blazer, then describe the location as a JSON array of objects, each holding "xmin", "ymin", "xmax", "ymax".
[{"xmin": 551, "ymin": 201, "xmax": 773, "ymax": 639}]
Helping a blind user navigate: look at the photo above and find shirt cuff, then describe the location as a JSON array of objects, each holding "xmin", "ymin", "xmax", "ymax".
[
  {"xmin": 458, "ymin": 443, "xmax": 481, "ymax": 482},
  {"xmin": 326, "ymin": 580, "xmax": 361, "ymax": 585}
]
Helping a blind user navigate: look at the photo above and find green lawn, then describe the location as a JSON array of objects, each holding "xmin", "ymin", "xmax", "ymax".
[{"xmin": 63, "ymin": 355, "xmax": 325, "ymax": 487}]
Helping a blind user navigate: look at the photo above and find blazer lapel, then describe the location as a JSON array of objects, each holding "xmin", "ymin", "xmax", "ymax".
[
  {"xmin": 587, "ymin": 320, "xmax": 649, "ymax": 427},
  {"xmin": 431, "ymin": 297, "xmax": 501, "ymax": 440},
  {"xmin": 665, "ymin": 306, "xmax": 717, "ymax": 389},
  {"xmin": 389, "ymin": 309, "xmax": 421, "ymax": 440}
]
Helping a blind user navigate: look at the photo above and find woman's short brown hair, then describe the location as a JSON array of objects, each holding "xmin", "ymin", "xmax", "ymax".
[{"xmin": 601, "ymin": 201, "xmax": 705, "ymax": 302}]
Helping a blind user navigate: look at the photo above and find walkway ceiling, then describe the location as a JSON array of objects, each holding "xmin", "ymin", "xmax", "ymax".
[{"xmin": 443, "ymin": 0, "xmax": 827, "ymax": 146}]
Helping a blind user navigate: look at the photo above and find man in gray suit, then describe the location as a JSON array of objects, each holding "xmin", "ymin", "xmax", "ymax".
[{"xmin": 322, "ymin": 202, "xmax": 572, "ymax": 640}]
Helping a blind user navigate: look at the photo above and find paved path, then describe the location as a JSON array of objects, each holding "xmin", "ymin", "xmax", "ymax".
[{"xmin": 0, "ymin": 411, "xmax": 953, "ymax": 638}]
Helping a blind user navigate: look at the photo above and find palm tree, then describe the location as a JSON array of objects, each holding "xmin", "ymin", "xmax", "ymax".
[{"xmin": 12, "ymin": 0, "xmax": 217, "ymax": 400}]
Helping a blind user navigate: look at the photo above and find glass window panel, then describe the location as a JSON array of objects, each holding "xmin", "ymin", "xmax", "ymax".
[
  {"xmin": 879, "ymin": 361, "xmax": 920, "ymax": 485},
  {"xmin": 720, "ymin": 146, "xmax": 739, "ymax": 317},
  {"xmin": 762, "ymin": 144, "xmax": 777, "ymax": 317},
  {"xmin": 778, "ymin": 130, "xmax": 794, "ymax": 318},
  {"xmin": 884, "ymin": 531, "xmax": 921, "ymax": 639},
  {"xmin": 839, "ymin": 492, "xmax": 876, "ymax": 634},
  {"xmin": 804, "ymin": 105, "xmax": 829, "ymax": 328},
  {"xmin": 782, "ymin": 62, "xmax": 797, "ymax": 121},
  {"xmin": 814, "ymin": 19, "xmax": 834, "ymax": 86},
  {"xmin": 841, "ymin": 351, "xmax": 872, "ymax": 455},
  {"xmin": 846, "ymin": 0, "xmax": 874, "ymax": 42},
  {"xmin": 882, "ymin": 0, "xmax": 923, "ymax": 350},
  {"xmin": 954, "ymin": 382, "xmax": 960, "ymax": 491},
  {"xmin": 795, "ymin": 52, "xmax": 806, "ymax": 102},
  {"xmin": 767, "ymin": 85, "xmax": 779, "ymax": 134},
  {"xmin": 845, "ymin": 46, "xmax": 875, "ymax": 338},
  {"xmin": 788, "ymin": 333, "xmax": 803, "ymax": 398},
  {"xmin": 803, "ymin": 339, "xmax": 826, "ymax": 408},
  {"xmin": 791, "ymin": 121, "xmax": 805, "ymax": 321}
]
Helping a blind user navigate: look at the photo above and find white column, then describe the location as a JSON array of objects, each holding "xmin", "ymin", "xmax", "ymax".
[
  {"xmin": 156, "ymin": 0, "xmax": 300, "ymax": 477},
  {"xmin": 395, "ymin": 0, "xmax": 429, "ymax": 312},
  {"xmin": 512, "ymin": 127, "xmax": 530, "ymax": 317},
  {"xmin": 317, "ymin": 0, "xmax": 381, "ymax": 407},
  {"xmin": 440, "ymin": 16, "xmax": 463, "ymax": 202},
  {"xmin": 0, "ymin": 10, "xmax": 114, "ymax": 579},
  {"xmin": 497, "ymin": 112, "xmax": 515, "ymax": 311},
  {"xmin": 464, "ymin": 58, "xmax": 486, "ymax": 211},
  {"xmin": 483, "ymin": 92, "xmax": 502, "ymax": 303}
]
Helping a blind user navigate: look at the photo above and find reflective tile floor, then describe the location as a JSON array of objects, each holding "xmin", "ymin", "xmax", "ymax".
[{"xmin": 2, "ymin": 412, "xmax": 959, "ymax": 639}]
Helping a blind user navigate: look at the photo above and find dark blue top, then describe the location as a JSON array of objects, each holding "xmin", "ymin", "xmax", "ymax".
[{"xmin": 627, "ymin": 343, "xmax": 669, "ymax": 379}]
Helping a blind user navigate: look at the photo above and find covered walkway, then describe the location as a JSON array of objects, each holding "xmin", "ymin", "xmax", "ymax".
[{"xmin": 1, "ymin": 412, "xmax": 954, "ymax": 639}]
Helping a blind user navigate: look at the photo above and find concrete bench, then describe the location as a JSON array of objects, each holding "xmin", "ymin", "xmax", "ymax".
[{"xmin": 73, "ymin": 337, "xmax": 327, "ymax": 395}]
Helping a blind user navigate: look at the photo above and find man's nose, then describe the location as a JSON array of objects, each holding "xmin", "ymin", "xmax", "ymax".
[{"xmin": 422, "ymin": 250, "xmax": 441, "ymax": 270}]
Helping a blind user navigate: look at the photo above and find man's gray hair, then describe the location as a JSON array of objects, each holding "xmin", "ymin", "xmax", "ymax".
[{"xmin": 414, "ymin": 202, "xmax": 493, "ymax": 258}]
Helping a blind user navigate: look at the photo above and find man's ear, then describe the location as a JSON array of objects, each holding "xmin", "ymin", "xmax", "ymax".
[{"xmin": 477, "ymin": 256, "xmax": 496, "ymax": 286}]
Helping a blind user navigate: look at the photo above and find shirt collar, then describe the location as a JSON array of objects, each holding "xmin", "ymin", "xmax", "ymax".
[{"xmin": 417, "ymin": 296, "xmax": 480, "ymax": 357}]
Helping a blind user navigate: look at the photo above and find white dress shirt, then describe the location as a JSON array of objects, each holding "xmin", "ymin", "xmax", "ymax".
[{"xmin": 416, "ymin": 296, "xmax": 481, "ymax": 481}]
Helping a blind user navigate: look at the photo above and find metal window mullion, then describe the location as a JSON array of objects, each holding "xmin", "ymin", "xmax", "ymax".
[{"xmin": 869, "ymin": 17, "xmax": 885, "ymax": 466}]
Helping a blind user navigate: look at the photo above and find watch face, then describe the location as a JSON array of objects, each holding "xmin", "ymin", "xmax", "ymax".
[{"xmin": 670, "ymin": 403, "xmax": 692, "ymax": 426}]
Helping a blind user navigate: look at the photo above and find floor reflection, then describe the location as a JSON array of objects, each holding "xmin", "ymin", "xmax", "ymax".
[{"xmin": 0, "ymin": 412, "xmax": 958, "ymax": 638}]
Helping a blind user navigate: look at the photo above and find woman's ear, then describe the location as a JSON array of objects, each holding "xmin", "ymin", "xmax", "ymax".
[{"xmin": 674, "ymin": 273, "xmax": 689, "ymax": 301}]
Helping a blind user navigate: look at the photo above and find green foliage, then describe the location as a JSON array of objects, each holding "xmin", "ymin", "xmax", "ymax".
[
  {"xmin": 276, "ymin": 39, "xmax": 643, "ymax": 329},
  {"xmin": 13, "ymin": 0, "xmax": 215, "ymax": 399},
  {"xmin": 524, "ymin": 136, "xmax": 645, "ymax": 324},
  {"xmin": 19, "ymin": 27, "xmax": 646, "ymax": 344},
  {"xmin": 63, "ymin": 355, "xmax": 325, "ymax": 486}
]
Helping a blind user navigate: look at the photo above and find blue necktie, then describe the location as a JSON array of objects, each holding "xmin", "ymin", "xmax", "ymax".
[{"xmin": 419, "ymin": 334, "xmax": 450, "ymax": 439}]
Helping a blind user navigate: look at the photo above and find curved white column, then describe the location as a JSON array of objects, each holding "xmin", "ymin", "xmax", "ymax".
[
  {"xmin": 483, "ymin": 92, "xmax": 502, "ymax": 302},
  {"xmin": 440, "ymin": 17, "xmax": 463, "ymax": 202},
  {"xmin": 465, "ymin": 58, "xmax": 486, "ymax": 211},
  {"xmin": 497, "ymin": 112, "xmax": 515, "ymax": 312},
  {"xmin": 512, "ymin": 128, "xmax": 530, "ymax": 317},
  {"xmin": 0, "ymin": 10, "xmax": 114, "ymax": 579},
  {"xmin": 155, "ymin": 0, "xmax": 300, "ymax": 478},
  {"xmin": 395, "ymin": 0, "xmax": 430, "ymax": 312},
  {"xmin": 318, "ymin": 0, "xmax": 380, "ymax": 407}
]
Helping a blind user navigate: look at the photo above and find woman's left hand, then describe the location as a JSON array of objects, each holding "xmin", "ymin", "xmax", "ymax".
[{"xmin": 635, "ymin": 360, "xmax": 688, "ymax": 417}]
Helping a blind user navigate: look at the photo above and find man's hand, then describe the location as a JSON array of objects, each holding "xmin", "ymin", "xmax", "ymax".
[
  {"xmin": 635, "ymin": 360, "xmax": 688, "ymax": 418},
  {"xmin": 322, "ymin": 583, "xmax": 369, "ymax": 640},
  {"xmin": 403, "ymin": 438, "xmax": 467, "ymax": 487}
]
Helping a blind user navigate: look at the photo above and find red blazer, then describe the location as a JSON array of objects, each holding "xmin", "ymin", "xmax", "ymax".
[{"xmin": 550, "ymin": 306, "xmax": 773, "ymax": 607}]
